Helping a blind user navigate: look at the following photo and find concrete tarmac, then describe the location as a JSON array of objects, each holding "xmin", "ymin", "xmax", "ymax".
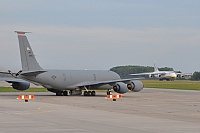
[{"xmin": 0, "ymin": 88, "xmax": 200, "ymax": 133}]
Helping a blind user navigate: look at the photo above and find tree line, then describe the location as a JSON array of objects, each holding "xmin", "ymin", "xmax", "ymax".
[{"xmin": 191, "ymin": 72, "xmax": 200, "ymax": 81}]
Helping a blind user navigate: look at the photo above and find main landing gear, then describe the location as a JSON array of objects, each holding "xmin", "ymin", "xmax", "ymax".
[
  {"xmin": 56, "ymin": 91, "xmax": 68, "ymax": 96},
  {"xmin": 83, "ymin": 91, "xmax": 96, "ymax": 96},
  {"xmin": 54, "ymin": 88, "xmax": 112, "ymax": 96},
  {"xmin": 55, "ymin": 90, "xmax": 83, "ymax": 96},
  {"xmin": 82, "ymin": 86, "xmax": 96, "ymax": 96},
  {"xmin": 51, "ymin": 87, "xmax": 112, "ymax": 97},
  {"xmin": 56, "ymin": 90, "xmax": 96, "ymax": 96}
]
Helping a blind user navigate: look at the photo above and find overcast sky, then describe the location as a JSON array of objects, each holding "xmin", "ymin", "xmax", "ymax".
[{"xmin": 0, "ymin": 0, "xmax": 200, "ymax": 73}]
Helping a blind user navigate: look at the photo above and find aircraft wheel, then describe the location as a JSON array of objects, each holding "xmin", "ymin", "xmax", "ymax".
[
  {"xmin": 69, "ymin": 90, "xmax": 73, "ymax": 95},
  {"xmin": 63, "ymin": 91, "xmax": 68, "ymax": 96},
  {"xmin": 56, "ymin": 92, "xmax": 63, "ymax": 96},
  {"xmin": 84, "ymin": 91, "xmax": 88, "ymax": 96},
  {"xmin": 87, "ymin": 91, "xmax": 91, "ymax": 96},
  {"xmin": 91, "ymin": 91, "xmax": 96, "ymax": 96}
]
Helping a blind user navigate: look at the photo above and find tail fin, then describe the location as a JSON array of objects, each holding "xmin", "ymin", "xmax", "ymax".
[
  {"xmin": 154, "ymin": 62, "xmax": 159, "ymax": 72},
  {"xmin": 15, "ymin": 31, "xmax": 43, "ymax": 71}
]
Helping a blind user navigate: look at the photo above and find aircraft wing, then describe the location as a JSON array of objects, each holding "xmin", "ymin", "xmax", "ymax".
[
  {"xmin": 130, "ymin": 71, "xmax": 167, "ymax": 76},
  {"xmin": 67, "ymin": 78, "xmax": 140, "ymax": 88},
  {"xmin": 176, "ymin": 72, "xmax": 193, "ymax": 77},
  {"xmin": 176, "ymin": 72, "xmax": 193, "ymax": 75},
  {"xmin": 183, "ymin": 73, "xmax": 193, "ymax": 76},
  {"xmin": 130, "ymin": 72, "xmax": 154, "ymax": 76}
]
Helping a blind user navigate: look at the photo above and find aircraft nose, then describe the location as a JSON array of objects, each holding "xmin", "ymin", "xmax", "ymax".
[{"xmin": 172, "ymin": 73, "xmax": 177, "ymax": 78}]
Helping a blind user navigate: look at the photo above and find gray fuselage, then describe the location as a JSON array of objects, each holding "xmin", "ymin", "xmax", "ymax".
[{"xmin": 20, "ymin": 70, "xmax": 121, "ymax": 90}]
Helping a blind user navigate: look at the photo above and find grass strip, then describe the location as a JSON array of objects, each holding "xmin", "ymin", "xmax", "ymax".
[
  {"xmin": 0, "ymin": 87, "xmax": 48, "ymax": 92},
  {"xmin": 0, "ymin": 80, "xmax": 200, "ymax": 92},
  {"xmin": 142, "ymin": 80, "xmax": 200, "ymax": 91}
]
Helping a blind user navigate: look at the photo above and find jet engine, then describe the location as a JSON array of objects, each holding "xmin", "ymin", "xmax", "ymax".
[
  {"xmin": 154, "ymin": 74, "xmax": 161, "ymax": 78},
  {"xmin": 113, "ymin": 82, "xmax": 129, "ymax": 94},
  {"xmin": 11, "ymin": 81, "xmax": 30, "ymax": 91},
  {"xmin": 177, "ymin": 74, "xmax": 184, "ymax": 78},
  {"xmin": 149, "ymin": 74, "xmax": 153, "ymax": 78},
  {"xmin": 127, "ymin": 80, "xmax": 143, "ymax": 92}
]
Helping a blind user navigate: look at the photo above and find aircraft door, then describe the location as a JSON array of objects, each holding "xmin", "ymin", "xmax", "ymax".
[{"xmin": 63, "ymin": 73, "xmax": 70, "ymax": 86}]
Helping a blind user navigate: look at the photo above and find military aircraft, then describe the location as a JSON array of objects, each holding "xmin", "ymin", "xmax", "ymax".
[
  {"xmin": 130, "ymin": 63, "xmax": 192, "ymax": 81},
  {"xmin": 0, "ymin": 31, "xmax": 143, "ymax": 96}
]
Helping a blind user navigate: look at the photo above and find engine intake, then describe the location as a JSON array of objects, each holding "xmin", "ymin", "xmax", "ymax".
[
  {"xmin": 177, "ymin": 74, "xmax": 184, "ymax": 78},
  {"xmin": 113, "ymin": 82, "xmax": 128, "ymax": 94},
  {"xmin": 127, "ymin": 80, "xmax": 143, "ymax": 92},
  {"xmin": 149, "ymin": 74, "xmax": 153, "ymax": 78}
]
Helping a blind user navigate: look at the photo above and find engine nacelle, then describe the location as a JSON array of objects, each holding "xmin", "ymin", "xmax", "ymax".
[
  {"xmin": 149, "ymin": 74, "xmax": 153, "ymax": 78},
  {"xmin": 127, "ymin": 80, "xmax": 143, "ymax": 92},
  {"xmin": 154, "ymin": 74, "xmax": 161, "ymax": 78},
  {"xmin": 12, "ymin": 81, "xmax": 30, "ymax": 91},
  {"xmin": 177, "ymin": 74, "xmax": 184, "ymax": 78},
  {"xmin": 113, "ymin": 82, "xmax": 129, "ymax": 94}
]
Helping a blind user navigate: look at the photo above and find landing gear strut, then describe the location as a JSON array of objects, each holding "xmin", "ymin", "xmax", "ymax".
[
  {"xmin": 107, "ymin": 89, "xmax": 112, "ymax": 95},
  {"xmin": 83, "ymin": 86, "xmax": 96, "ymax": 96}
]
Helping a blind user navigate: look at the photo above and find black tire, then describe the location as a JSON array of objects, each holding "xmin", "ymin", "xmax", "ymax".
[
  {"xmin": 63, "ymin": 91, "xmax": 68, "ymax": 96},
  {"xmin": 56, "ymin": 92, "xmax": 59, "ymax": 96},
  {"xmin": 87, "ymin": 91, "xmax": 91, "ymax": 96},
  {"xmin": 56, "ymin": 92, "xmax": 63, "ymax": 96},
  {"xmin": 91, "ymin": 91, "xmax": 96, "ymax": 96},
  {"xmin": 84, "ymin": 91, "xmax": 88, "ymax": 96}
]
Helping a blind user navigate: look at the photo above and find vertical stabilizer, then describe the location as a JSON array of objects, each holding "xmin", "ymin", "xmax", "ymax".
[
  {"xmin": 154, "ymin": 62, "xmax": 159, "ymax": 72},
  {"xmin": 15, "ymin": 31, "xmax": 43, "ymax": 71}
]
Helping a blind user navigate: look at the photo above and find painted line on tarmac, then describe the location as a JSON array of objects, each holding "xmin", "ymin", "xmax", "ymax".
[
  {"xmin": 145, "ymin": 104, "xmax": 158, "ymax": 107},
  {"xmin": 192, "ymin": 113, "xmax": 200, "ymax": 116}
]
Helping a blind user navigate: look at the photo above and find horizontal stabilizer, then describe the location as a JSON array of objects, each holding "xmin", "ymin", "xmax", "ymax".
[
  {"xmin": 15, "ymin": 31, "xmax": 31, "ymax": 34},
  {"xmin": 21, "ymin": 70, "xmax": 47, "ymax": 76}
]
